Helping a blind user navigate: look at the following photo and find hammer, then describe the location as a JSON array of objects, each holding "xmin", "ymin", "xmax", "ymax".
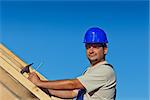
[
  {"xmin": 20, "ymin": 63, "xmax": 51, "ymax": 96},
  {"xmin": 20, "ymin": 63, "xmax": 33, "ymax": 74}
]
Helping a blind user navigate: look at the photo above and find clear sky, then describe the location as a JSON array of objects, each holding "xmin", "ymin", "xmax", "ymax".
[{"xmin": 1, "ymin": 0, "xmax": 149, "ymax": 100}]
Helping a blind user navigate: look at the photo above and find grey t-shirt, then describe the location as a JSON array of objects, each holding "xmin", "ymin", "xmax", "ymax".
[{"xmin": 77, "ymin": 61, "xmax": 116, "ymax": 100}]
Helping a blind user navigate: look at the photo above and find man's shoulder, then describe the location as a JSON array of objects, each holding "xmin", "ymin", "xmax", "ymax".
[
  {"xmin": 94, "ymin": 63, "xmax": 114, "ymax": 70},
  {"xmin": 91, "ymin": 64, "xmax": 115, "ymax": 76}
]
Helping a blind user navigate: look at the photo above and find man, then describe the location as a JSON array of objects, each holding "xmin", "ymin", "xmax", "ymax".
[{"xmin": 28, "ymin": 27, "xmax": 116, "ymax": 100}]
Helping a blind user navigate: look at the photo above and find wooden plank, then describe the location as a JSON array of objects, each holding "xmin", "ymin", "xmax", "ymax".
[
  {"xmin": 0, "ymin": 43, "xmax": 68, "ymax": 100},
  {"xmin": 0, "ymin": 83, "xmax": 19, "ymax": 100},
  {"xmin": 0, "ymin": 44, "xmax": 46, "ymax": 80},
  {"xmin": 0, "ymin": 67, "xmax": 37, "ymax": 99},
  {"xmin": 0, "ymin": 44, "xmax": 26, "ymax": 68},
  {"xmin": 0, "ymin": 51, "xmax": 30, "ymax": 78},
  {"xmin": 0, "ymin": 51, "xmax": 22, "ymax": 72},
  {"xmin": 0, "ymin": 56, "xmax": 51, "ymax": 100}
]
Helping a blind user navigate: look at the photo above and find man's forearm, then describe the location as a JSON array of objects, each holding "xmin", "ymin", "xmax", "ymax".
[
  {"xmin": 48, "ymin": 89, "xmax": 78, "ymax": 99},
  {"xmin": 37, "ymin": 79, "xmax": 84, "ymax": 90}
]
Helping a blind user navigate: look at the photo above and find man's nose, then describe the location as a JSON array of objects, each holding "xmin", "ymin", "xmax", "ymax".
[{"xmin": 89, "ymin": 46, "xmax": 94, "ymax": 53}]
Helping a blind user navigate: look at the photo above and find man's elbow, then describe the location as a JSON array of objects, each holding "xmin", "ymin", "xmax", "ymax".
[{"xmin": 71, "ymin": 79, "xmax": 85, "ymax": 89}]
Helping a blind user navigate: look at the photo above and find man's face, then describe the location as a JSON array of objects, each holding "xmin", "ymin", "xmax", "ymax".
[{"xmin": 85, "ymin": 43, "xmax": 107, "ymax": 65}]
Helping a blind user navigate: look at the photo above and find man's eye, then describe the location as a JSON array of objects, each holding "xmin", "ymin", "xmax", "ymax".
[
  {"xmin": 86, "ymin": 44, "xmax": 102, "ymax": 49},
  {"xmin": 93, "ymin": 45, "xmax": 97, "ymax": 48},
  {"xmin": 86, "ymin": 46, "xmax": 90, "ymax": 49}
]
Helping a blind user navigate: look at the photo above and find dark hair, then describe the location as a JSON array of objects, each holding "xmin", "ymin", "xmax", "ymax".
[{"xmin": 102, "ymin": 43, "xmax": 107, "ymax": 47}]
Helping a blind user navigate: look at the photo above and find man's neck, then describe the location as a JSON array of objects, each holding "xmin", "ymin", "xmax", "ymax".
[{"xmin": 91, "ymin": 59, "xmax": 105, "ymax": 66}]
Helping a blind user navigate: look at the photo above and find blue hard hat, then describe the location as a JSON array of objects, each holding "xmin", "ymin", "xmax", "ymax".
[{"xmin": 83, "ymin": 27, "xmax": 108, "ymax": 43}]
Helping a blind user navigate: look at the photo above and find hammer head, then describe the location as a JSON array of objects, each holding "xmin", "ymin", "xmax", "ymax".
[{"xmin": 20, "ymin": 63, "xmax": 33, "ymax": 74}]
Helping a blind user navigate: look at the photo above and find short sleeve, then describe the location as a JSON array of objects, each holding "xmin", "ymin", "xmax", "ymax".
[{"xmin": 77, "ymin": 65, "xmax": 114, "ymax": 93}]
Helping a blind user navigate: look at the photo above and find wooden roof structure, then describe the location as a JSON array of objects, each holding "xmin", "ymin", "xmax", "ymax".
[{"xmin": 0, "ymin": 44, "xmax": 66, "ymax": 100}]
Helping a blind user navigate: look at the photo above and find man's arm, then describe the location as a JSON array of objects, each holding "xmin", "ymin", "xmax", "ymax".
[
  {"xmin": 37, "ymin": 79, "xmax": 84, "ymax": 90},
  {"xmin": 48, "ymin": 89, "xmax": 78, "ymax": 99},
  {"xmin": 28, "ymin": 72, "xmax": 84, "ymax": 90}
]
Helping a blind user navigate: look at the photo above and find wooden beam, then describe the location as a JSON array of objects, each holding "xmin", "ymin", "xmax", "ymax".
[
  {"xmin": 0, "ymin": 83, "xmax": 19, "ymax": 100},
  {"xmin": 0, "ymin": 44, "xmax": 46, "ymax": 80},
  {"xmin": 0, "ymin": 67, "xmax": 37, "ymax": 99},
  {"xmin": 0, "ymin": 43, "xmax": 70, "ymax": 100},
  {"xmin": 0, "ymin": 56, "xmax": 52, "ymax": 100}
]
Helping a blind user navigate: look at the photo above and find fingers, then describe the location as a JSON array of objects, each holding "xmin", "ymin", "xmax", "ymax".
[
  {"xmin": 30, "ymin": 72, "xmax": 36, "ymax": 74},
  {"xmin": 27, "ymin": 71, "xmax": 41, "ymax": 85},
  {"xmin": 29, "ymin": 72, "xmax": 36, "ymax": 76},
  {"xmin": 28, "ymin": 72, "xmax": 36, "ymax": 79}
]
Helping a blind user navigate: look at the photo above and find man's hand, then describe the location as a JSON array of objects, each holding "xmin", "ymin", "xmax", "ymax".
[{"xmin": 28, "ymin": 72, "xmax": 41, "ymax": 85}]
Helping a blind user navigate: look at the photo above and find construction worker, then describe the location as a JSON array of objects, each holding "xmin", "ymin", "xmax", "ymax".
[{"xmin": 28, "ymin": 27, "xmax": 116, "ymax": 100}]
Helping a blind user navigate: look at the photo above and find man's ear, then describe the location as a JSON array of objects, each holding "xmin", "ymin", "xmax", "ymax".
[{"xmin": 104, "ymin": 47, "xmax": 108, "ymax": 54}]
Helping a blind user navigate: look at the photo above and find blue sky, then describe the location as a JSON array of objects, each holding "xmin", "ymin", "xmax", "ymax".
[{"xmin": 1, "ymin": 0, "xmax": 149, "ymax": 100}]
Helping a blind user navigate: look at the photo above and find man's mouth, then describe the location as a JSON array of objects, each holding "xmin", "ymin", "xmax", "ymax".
[{"xmin": 89, "ymin": 54, "xmax": 96, "ymax": 57}]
